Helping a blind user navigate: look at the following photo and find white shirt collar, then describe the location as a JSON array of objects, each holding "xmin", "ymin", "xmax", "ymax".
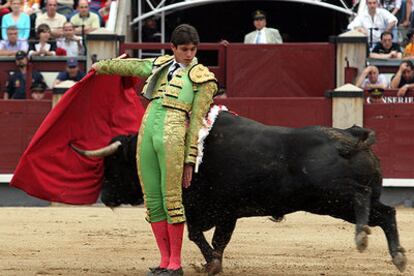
[{"xmin": 171, "ymin": 60, "xmax": 186, "ymax": 69}]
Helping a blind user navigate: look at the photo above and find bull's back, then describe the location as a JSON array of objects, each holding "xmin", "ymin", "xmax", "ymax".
[{"xmin": 186, "ymin": 112, "xmax": 382, "ymax": 224}]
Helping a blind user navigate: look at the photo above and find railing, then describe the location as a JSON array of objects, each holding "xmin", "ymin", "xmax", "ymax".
[
  {"xmin": 120, "ymin": 42, "xmax": 227, "ymax": 86},
  {"xmin": 119, "ymin": 42, "xmax": 336, "ymax": 97}
]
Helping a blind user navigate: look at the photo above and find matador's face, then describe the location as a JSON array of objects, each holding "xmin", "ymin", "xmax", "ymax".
[{"xmin": 171, "ymin": 43, "xmax": 197, "ymax": 66}]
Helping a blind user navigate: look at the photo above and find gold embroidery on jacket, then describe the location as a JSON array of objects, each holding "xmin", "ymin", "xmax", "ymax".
[
  {"xmin": 184, "ymin": 81, "xmax": 218, "ymax": 164},
  {"xmin": 154, "ymin": 55, "xmax": 174, "ymax": 66},
  {"xmin": 162, "ymin": 97, "xmax": 192, "ymax": 113},
  {"xmin": 164, "ymin": 109, "xmax": 187, "ymax": 223},
  {"xmin": 189, "ymin": 64, "xmax": 217, "ymax": 84}
]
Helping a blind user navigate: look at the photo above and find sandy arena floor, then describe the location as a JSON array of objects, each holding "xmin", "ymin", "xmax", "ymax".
[{"xmin": 0, "ymin": 206, "xmax": 412, "ymax": 276}]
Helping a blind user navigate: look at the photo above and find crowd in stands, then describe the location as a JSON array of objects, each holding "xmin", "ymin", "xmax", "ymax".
[
  {"xmin": 348, "ymin": 0, "xmax": 414, "ymax": 46},
  {"xmin": 349, "ymin": 1, "xmax": 414, "ymax": 100},
  {"xmin": 0, "ymin": 0, "xmax": 113, "ymax": 100}
]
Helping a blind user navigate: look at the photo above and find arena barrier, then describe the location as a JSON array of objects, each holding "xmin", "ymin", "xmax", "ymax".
[{"xmin": 1, "ymin": 43, "xmax": 414, "ymax": 191}]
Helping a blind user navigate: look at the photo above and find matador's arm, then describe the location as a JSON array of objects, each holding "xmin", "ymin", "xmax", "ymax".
[
  {"xmin": 184, "ymin": 65, "xmax": 218, "ymax": 165},
  {"xmin": 95, "ymin": 58, "xmax": 154, "ymax": 78}
]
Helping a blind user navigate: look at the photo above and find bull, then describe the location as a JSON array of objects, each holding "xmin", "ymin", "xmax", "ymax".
[{"xmin": 72, "ymin": 111, "xmax": 407, "ymax": 274}]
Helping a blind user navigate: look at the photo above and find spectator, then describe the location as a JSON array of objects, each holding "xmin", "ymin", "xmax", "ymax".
[
  {"xmin": 0, "ymin": 25, "xmax": 29, "ymax": 56},
  {"xmin": 1, "ymin": 0, "xmax": 31, "ymax": 40},
  {"xmin": 244, "ymin": 10, "xmax": 282, "ymax": 44},
  {"xmin": 366, "ymin": 88, "xmax": 386, "ymax": 104},
  {"xmin": 30, "ymin": 80, "xmax": 47, "ymax": 100},
  {"xmin": 403, "ymin": 29, "xmax": 414, "ymax": 57},
  {"xmin": 52, "ymin": 57, "xmax": 85, "ymax": 87},
  {"xmin": 383, "ymin": 0, "xmax": 412, "ymax": 27},
  {"xmin": 28, "ymin": 23, "xmax": 56, "ymax": 57},
  {"xmin": 70, "ymin": 0, "xmax": 100, "ymax": 35},
  {"xmin": 35, "ymin": 0, "xmax": 67, "ymax": 38},
  {"xmin": 142, "ymin": 17, "xmax": 160, "ymax": 42},
  {"xmin": 348, "ymin": 0, "xmax": 397, "ymax": 45},
  {"xmin": 390, "ymin": 60, "xmax": 414, "ymax": 96},
  {"xmin": 56, "ymin": 21, "xmax": 84, "ymax": 56},
  {"xmin": 356, "ymin": 65, "xmax": 389, "ymax": 89},
  {"xmin": 23, "ymin": 0, "xmax": 42, "ymax": 15},
  {"xmin": 89, "ymin": 0, "xmax": 106, "ymax": 14},
  {"xmin": 3, "ymin": 50, "xmax": 45, "ymax": 99},
  {"xmin": 99, "ymin": 0, "xmax": 112, "ymax": 25},
  {"xmin": 0, "ymin": 1, "xmax": 11, "ymax": 17},
  {"xmin": 369, "ymin": 31, "xmax": 402, "ymax": 59}
]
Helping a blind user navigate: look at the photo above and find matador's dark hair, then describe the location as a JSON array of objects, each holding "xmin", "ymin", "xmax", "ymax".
[{"xmin": 170, "ymin": 24, "xmax": 200, "ymax": 47}]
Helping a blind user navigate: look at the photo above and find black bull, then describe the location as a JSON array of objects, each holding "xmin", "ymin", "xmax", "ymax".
[{"xmin": 74, "ymin": 111, "xmax": 407, "ymax": 274}]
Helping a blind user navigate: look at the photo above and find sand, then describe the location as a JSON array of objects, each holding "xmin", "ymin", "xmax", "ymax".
[{"xmin": 0, "ymin": 206, "xmax": 412, "ymax": 276}]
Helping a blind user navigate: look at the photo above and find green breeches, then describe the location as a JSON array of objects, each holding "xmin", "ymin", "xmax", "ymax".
[{"xmin": 137, "ymin": 99, "xmax": 186, "ymax": 224}]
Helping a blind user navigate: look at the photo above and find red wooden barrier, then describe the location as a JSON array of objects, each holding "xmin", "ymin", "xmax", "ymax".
[
  {"xmin": 364, "ymin": 103, "xmax": 414, "ymax": 178},
  {"xmin": 226, "ymin": 43, "xmax": 335, "ymax": 97},
  {"xmin": 1, "ymin": 97, "xmax": 414, "ymax": 180},
  {"xmin": 0, "ymin": 100, "xmax": 50, "ymax": 173}
]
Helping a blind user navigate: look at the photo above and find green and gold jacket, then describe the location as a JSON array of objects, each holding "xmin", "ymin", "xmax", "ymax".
[{"xmin": 96, "ymin": 55, "xmax": 218, "ymax": 164}]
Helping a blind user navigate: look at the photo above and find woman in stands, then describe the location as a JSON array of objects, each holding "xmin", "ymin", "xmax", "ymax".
[
  {"xmin": 28, "ymin": 23, "xmax": 56, "ymax": 57},
  {"xmin": 1, "ymin": 0, "xmax": 30, "ymax": 40}
]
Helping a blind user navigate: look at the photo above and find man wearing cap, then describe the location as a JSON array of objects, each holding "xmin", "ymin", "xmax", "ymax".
[
  {"xmin": 53, "ymin": 57, "xmax": 86, "ymax": 87},
  {"xmin": 244, "ymin": 10, "xmax": 283, "ymax": 44},
  {"xmin": 30, "ymin": 81, "xmax": 47, "ymax": 101},
  {"xmin": 0, "ymin": 26, "xmax": 29, "ymax": 56},
  {"xmin": 3, "ymin": 51, "xmax": 45, "ymax": 99}
]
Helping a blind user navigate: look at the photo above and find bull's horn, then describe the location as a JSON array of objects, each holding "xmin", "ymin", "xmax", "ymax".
[{"xmin": 70, "ymin": 141, "xmax": 122, "ymax": 157}]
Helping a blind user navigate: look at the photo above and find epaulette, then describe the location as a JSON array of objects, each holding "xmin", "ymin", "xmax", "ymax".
[
  {"xmin": 154, "ymin": 55, "xmax": 174, "ymax": 66},
  {"xmin": 189, "ymin": 64, "xmax": 217, "ymax": 84}
]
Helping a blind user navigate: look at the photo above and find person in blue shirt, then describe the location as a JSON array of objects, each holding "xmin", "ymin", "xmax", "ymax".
[
  {"xmin": 52, "ymin": 57, "xmax": 86, "ymax": 87},
  {"xmin": 1, "ymin": 0, "xmax": 31, "ymax": 40}
]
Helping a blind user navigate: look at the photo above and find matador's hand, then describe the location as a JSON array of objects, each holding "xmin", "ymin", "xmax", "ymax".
[{"xmin": 183, "ymin": 164, "xmax": 193, "ymax": 188}]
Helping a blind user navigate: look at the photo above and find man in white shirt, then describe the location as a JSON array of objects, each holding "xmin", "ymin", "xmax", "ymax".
[
  {"xmin": 56, "ymin": 22, "xmax": 84, "ymax": 57},
  {"xmin": 35, "ymin": 0, "xmax": 67, "ymax": 38},
  {"xmin": 244, "ymin": 10, "xmax": 282, "ymax": 44},
  {"xmin": 348, "ymin": 0, "xmax": 398, "ymax": 45}
]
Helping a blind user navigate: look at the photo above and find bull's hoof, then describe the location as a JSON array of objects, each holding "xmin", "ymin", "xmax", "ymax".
[
  {"xmin": 355, "ymin": 225, "xmax": 371, "ymax": 252},
  {"xmin": 206, "ymin": 258, "xmax": 222, "ymax": 276},
  {"xmin": 269, "ymin": 215, "xmax": 285, "ymax": 222},
  {"xmin": 392, "ymin": 248, "xmax": 407, "ymax": 272}
]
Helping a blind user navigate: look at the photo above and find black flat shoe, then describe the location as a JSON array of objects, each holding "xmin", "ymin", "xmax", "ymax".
[
  {"xmin": 166, "ymin": 267, "xmax": 184, "ymax": 276},
  {"xmin": 146, "ymin": 266, "xmax": 167, "ymax": 276}
]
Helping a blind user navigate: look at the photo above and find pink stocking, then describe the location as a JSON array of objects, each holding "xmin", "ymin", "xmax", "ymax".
[
  {"xmin": 150, "ymin": 220, "xmax": 170, "ymax": 268},
  {"xmin": 167, "ymin": 223, "xmax": 185, "ymax": 270}
]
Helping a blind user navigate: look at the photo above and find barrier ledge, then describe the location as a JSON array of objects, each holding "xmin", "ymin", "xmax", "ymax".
[{"xmin": 0, "ymin": 174, "xmax": 413, "ymax": 187}]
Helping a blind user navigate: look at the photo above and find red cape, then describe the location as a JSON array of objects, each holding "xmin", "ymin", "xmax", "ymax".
[{"xmin": 10, "ymin": 71, "xmax": 144, "ymax": 204}]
